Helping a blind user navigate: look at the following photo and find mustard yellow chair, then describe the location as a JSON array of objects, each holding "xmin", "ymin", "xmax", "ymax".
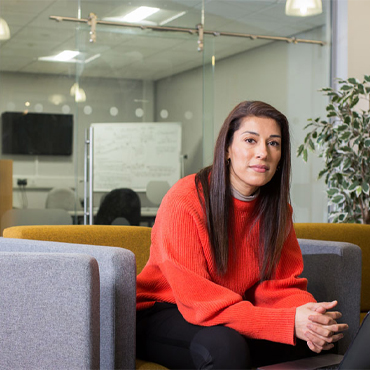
[
  {"xmin": 294, "ymin": 223, "xmax": 369, "ymax": 322},
  {"xmin": 2, "ymin": 225, "xmax": 167, "ymax": 370}
]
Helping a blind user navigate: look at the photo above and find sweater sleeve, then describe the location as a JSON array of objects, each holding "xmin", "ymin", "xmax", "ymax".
[{"xmin": 150, "ymin": 194, "xmax": 309, "ymax": 345}]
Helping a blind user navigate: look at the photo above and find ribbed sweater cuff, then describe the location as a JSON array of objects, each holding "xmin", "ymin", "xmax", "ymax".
[{"xmin": 231, "ymin": 305, "xmax": 297, "ymax": 345}]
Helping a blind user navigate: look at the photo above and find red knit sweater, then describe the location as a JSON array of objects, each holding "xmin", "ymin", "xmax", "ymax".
[{"xmin": 137, "ymin": 174, "xmax": 316, "ymax": 345}]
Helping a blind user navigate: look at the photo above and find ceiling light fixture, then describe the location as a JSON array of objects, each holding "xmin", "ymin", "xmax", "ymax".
[
  {"xmin": 0, "ymin": 17, "xmax": 10, "ymax": 40},
  {"xmin": 123, "ymin": 6, "xmax": 159, "ymax": 23},
  {"xmin": 159, "ymin": 11, "xmax": 187, "ymax": 26},
  {"xmin": 70, "ymin": 83, "xmax": 86, "ymax": 103},
  {"xmin": 285, "ymin": 0, "xmax": 322, "ymax": 17},
  {"xmin": 38, "ymin": 50, "xmax": 100, "ymax": 64},
  {"xmin": 39, "ymin": 50, "xmax": 80, "ymax": 62}
]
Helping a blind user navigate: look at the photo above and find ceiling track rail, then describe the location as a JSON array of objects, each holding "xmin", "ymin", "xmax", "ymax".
[{"xmin": 50, "ymin": 13, "xmax": 326, "ymax": 52}]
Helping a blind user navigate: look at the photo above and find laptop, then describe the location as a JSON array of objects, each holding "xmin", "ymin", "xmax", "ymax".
[{"xmin": 258, "ymin": 311, "xmax": 370, "ymax": 370}]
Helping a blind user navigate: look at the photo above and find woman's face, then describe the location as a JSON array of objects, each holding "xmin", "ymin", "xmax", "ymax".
[{"xmin": 227, "ymin": 115, "xmax": 282, "ymax": 196}]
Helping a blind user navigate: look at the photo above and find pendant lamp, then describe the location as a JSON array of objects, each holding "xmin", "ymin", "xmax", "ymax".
[
  {"xmin": 285, "ymin": 0, "xmax": 322, "ymax": 17},
  {"xmin": 70, "ymin": 83, "xmax": 87, "ymax": 103},
  {"xmin": 0, "ymin": 17, "xmax": 10, "ymax": 40}
]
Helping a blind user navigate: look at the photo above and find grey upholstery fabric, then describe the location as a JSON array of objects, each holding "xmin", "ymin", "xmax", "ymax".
[
  {"xmin": 299, "ymin": 239, "xmax": 362, "ymax": 355},
  {"xmin": 0, "ymin": 237, "xmax": 136, "ymax": 370},
  {"xmin": 0, "ymin": 252, "xmax": 100, "ymax": 370}
]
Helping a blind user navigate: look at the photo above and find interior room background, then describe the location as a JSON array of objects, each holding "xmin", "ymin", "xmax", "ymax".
[{"xmin": 0, "ymin": 0, "xmax": 351, "ymax": 223}]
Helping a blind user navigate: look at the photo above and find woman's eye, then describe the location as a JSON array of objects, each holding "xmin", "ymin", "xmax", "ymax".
[
  {"xmin": 245, "ymin": 138, "xmax": 255, "ymax": 143},
  {"xmin": 268, "ymin": 140, "xmax": 280, "ymax": 147}
]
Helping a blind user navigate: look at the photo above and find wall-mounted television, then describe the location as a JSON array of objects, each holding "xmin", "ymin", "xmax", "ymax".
[{"xmin": 1, "ymin": 111, "xmax": 73, "ymax": 156}]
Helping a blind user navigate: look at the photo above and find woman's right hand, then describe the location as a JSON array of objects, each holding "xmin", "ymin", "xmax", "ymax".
[{"xmin": 295, "ymin": 301, "xmax": 348, "ymax": 353}]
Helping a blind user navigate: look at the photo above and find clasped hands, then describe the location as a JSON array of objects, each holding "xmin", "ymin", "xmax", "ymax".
[{"xmin": 295, "ymin": 300, "xmax": 349, "ymax": 353}]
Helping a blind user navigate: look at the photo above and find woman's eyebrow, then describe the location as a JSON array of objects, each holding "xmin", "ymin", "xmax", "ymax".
[{"xmin": 242, "ymin": 131, "xmax": 281, "ymax": 138}]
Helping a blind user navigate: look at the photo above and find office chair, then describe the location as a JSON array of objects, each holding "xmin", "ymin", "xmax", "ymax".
[
  {"xmin": 45, "ymin": 187, "xmax": 80, "ymax": 211},
  {"xmin": 95, "ymin": 188, "xmax": 141, "ymax": 226},
  {"xmin": 146, "ymin": 181, "xmax": 170, "ymax": 206}
]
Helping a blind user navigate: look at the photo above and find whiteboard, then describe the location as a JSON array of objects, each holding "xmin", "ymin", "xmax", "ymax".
[{"xmin": 91, "ymin": 122, "xmax": 182, "ymax": 192}]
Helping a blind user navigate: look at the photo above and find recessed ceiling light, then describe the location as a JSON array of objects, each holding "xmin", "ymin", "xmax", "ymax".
[
  {"xmin": 123, "ymin": 6, "xmax": 160, "ymax": 22},
  {"xmin": 38, "ymin": 50, "xmax": 100, "ymax": 64},
  {"xmin": 104, "ymin": 6, "xmax": 160, "ymax": 24},
  {"xmin": 39, "ymin": 50, "xmax": 80, "ymax": 62},
  {"xmin": 159, "ymin": 11, "xmax": 186, "ymax": 26}
]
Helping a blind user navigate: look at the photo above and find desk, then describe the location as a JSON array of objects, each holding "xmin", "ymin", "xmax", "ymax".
[
  {"xmin": 68, "ymin": 207, "xmax": 159, "ymax": 225},
  {"xmin": 140, "ymin": 207, "xmax": 159, "ymax": 227}
]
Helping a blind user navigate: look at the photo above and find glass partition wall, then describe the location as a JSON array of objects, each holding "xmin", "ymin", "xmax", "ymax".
[{"xmin": 0, "ymin": 0, "xmax": 331, "ymax": 230}]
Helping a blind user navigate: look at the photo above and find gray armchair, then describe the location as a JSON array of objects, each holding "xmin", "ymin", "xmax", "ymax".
[{"xmin": 0, "ymin": 236, "xmax": 136, "ymax": 370}]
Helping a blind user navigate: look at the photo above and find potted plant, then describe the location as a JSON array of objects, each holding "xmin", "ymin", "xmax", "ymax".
[{"xmin": 297, "ymin": 75, "xmax": 370, "ymax": 224}]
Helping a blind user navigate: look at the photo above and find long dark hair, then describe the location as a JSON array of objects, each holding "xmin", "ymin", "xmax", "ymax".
[{"xmin": 195, "ymin": 101, "xmax": 291, "ymax": 280}]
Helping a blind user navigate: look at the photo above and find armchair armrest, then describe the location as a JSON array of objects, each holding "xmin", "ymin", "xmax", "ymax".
[
  {"xmin": 298, "ymin": 238, "xmax": 362, "ymax": 355},
  {"xmin": 0, "ymin": 252, "xmax": 100, "ymax": 369}
]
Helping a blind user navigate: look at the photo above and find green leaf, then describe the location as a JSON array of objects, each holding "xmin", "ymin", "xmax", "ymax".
[
  {"xmin": 350, "ymin": 96, "xmax": 360, "ymax": 108},
  {"xmin": 303, "ymin": 149, "xmax": 308, "ymax": 162},
  {"xmin": 308, "ymin": 139, "xmax": 315, "ymax": 151},
  {"xmin": 344, "ymin": 116, "xmax": 351, "ymax": 124},
  {"xmin": 318, "ymin": 168, "xmax": 329, "ymax": 179},
  {"xmin": 357, "ymin": 84, "xmax": 365, "ymax": 95},
  {"xmin": 340, "ymin": 132, "xmax": 351, "ymax": 141},
  {"xmin": 364, "ymin": 75, "xmax": 370, "ymax": 82},
  {"xmin": 343, "ymin": 157, "xmax": 352, "ymax": 170},
  {"xmin": 327, "ymin": 187, "xmax": 340, "ymax": 196},
  {"xmin": 331, "ymin": 194, "xmax": 345, "ymax": 204},
  {"xmin": 337, "ymin": 124, "xmax": 348, "ymax": 131},
  {"xmin": 297, "ymin": 144, "xmax": 304, "ymax": 157},
  {"xmin": 362, "ymin": 182, "xmax": 370, "ymax": 195},
  {"xmin": 326, "ymin": 104, "xmax": 335, "ymax": 111},
  {"xmin": 327, "ymin": 112, "xmax": 337, "ymax": 117},
  {"xmin": 338, "ymin": 213, "xmax": 348, "ymax": 222},
  {"xmin": 348, "ymin": 182, "xmax": 360, "ymax": 192},
  {"xmin": 355, "ymin": 186, "xmax": 362, "ymax": 197},
  {"xmin": 341, "ymin": 85, "xmax": 353, "ymax": 91},
  {"xmin": 348, "ymin": 77, "xmax": 359, "ymax": 84},
  {"xmin": 331, "ymin": 157, "xmax": 342, "ymax": 167}
]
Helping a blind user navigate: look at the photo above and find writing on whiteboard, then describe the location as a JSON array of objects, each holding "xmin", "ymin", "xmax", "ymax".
[{"xmin": 91, "ymin": 122, "xmax": 182, "ymax": 191}]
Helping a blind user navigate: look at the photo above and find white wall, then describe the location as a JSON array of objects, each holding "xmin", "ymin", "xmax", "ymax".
[
  {"xmin": 155, "ymin": 26, "xmax": 330, "ymax": 222},
  {"xmin": 0, "ymin": 72, "xmax": 152, "ymax": 208},
  {"xmin": 347, "ymin": 0, "xmax": 370, "ymax": 80}
]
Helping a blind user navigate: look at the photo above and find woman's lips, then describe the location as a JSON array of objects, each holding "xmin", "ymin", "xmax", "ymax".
[{"xmin": 250, "ymin": 165, "xmax": 269, "ymax": 173}]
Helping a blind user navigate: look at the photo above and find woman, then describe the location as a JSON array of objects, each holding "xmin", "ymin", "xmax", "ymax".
[{"xmin": 136, "ymin": 101, "xmax": 348, "ymax": 369}]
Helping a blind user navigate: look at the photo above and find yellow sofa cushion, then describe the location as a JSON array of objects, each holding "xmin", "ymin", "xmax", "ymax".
[
  {"xmin": 294, "ymin": 223, "xmax": 369, "ymax": 322},
  {"xmin": 3, "ymin": 225, "xmax": 152, "ymax": 274}
]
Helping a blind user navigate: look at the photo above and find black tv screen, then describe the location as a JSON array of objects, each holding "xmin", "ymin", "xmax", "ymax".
[{"xmin": 1, "ymin": 111, "xmax": 73, "ymax": 156}]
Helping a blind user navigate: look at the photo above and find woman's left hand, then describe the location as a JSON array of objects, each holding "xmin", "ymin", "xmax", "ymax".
[{"xmin": 304, "ymin": 301, "xmax": 349, "ymax": 352}]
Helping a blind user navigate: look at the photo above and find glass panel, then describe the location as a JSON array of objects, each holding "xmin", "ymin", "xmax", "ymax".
[
  {"xmin": 203, "ymin": 0, "xmax": 332, "ymax": 222},
  {"xmin": 76, "ymin": 1, "xmax": 204, "ymax": 224},
  {"xmin": 0, "ymin": 0, "xmax": 332, "ymax": 229}
]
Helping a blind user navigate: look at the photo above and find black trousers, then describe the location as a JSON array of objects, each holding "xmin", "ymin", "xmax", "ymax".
[{"xmin": 136, "ymin": 303, "xmax": 315, "ymax": 370}]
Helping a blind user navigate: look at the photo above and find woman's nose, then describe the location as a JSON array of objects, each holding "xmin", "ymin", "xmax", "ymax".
[{"xmin": 256, "ymin": 143, "xmax": 268, "ymax": 159}]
